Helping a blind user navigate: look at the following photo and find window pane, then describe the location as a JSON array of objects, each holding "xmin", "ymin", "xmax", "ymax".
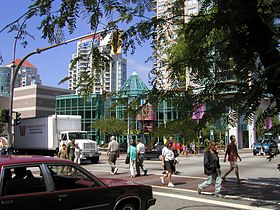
[
  {"xmin": 3, "ymin": 166, "xmax": 46, "ymax": 195},
  {"xmin": 47, "ymin": 164, "xmax": 98, "ymax": 191}
]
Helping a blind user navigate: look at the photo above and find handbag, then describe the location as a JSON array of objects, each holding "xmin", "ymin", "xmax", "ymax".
[{"xmin": 125, "ymin": 153, "xmax": 130, "ymax": 164}]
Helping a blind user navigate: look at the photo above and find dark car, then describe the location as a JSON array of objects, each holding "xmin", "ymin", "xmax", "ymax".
[
  {"xmin": 144, "ymin": 144, "xmax": 164, "ymax": 160},
  {"xmin": 0, "ymin": 155, "xmax": 156, "ymax": 210},
  {"xmin": 252, "ymin": 139, "xmax": 279, "ymax": 156}
]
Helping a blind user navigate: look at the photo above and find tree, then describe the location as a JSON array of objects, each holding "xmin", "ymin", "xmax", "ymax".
[
  {"xmin": 166, "ymin": 0, "xmax": 280, "ymax": 122},
  {"xmin": 0, "ymin": 0, "xmax": 160, "ymax": 90},
  {"xmin": 92, "ymin": 118, "xmax": 127, "ymax": 140}
]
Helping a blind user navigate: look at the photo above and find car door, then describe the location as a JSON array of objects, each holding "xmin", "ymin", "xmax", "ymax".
[
  {"xmin": 45, "ymin": 164, "xmax": 114, "ymax": 210},
  {"xmin": 0, "ymin": 165, "xmax": 57, "ymax": 210}
]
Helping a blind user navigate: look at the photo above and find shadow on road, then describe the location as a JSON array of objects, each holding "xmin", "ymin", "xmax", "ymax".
[{"xmin": 222, "ymin": 177, "xmax": 280, "ymax": 202}]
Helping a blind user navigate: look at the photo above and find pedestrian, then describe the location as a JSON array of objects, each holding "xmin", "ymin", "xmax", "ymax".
[
  {"xmin": 185, "ymin": 145, "xmax": 189, "ymax": 157},
  {"xmin": 129, "ymin": 140, "xmax": 137, "ymax": 177},
  {"xmin": 0, "ymin": 139, "xmax": 3, "ymax": 155},
  {"xmin": 190, "ymin": 142, "xmax": 196, "ymax": 156},
  {"xmin": 222, "ymin": 135, "xmax": 242, "ymax": 183},
  {"xmin": 66, "ymin": 139, "xmax": 76, "ymax": 174},
  {"xmin": 74, "ymin": 142, "xmax": 81, "ymax": 164},
  {"xmin": 160, "ymin": 140, "xmax": 175, "ymax": 187},
  {"xmin": 58, "ymin": 143, "xmax": 69, "ymax": 160},
  {"xmin": 197, "ymin": 142, "xmax": 222, "ymax": 196},
  {"xmin": 169, "ymin": 136, "xmax": 179, "ymax": 174},
  {"xmin": 67, "ymin": 139, "xmax": 76, "ymax": 162},
  {"xmin": 107, "ymin": 136, "xmax": 119, "ymax": 174},
  {"xmin": 136, "ymin": 139, "xmax": 148, "ymax": 176}
]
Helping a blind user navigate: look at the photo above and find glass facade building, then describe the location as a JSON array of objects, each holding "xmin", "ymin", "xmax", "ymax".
[
  {"xmin": 56, "ymin": 72, "xmax": 181, "ymax": 145},
  {"xmin": 0, "ymin": 67, "xmax": 11, "ymax": 96}
]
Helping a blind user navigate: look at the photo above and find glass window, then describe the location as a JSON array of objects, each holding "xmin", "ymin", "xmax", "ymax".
[
  {"xmin": 47, "ymin": 164, "xmax": 98, "ymax": 191},
  {"xmin": 2, "ymin": 166, "xmax": 46, "ymax": 196}
]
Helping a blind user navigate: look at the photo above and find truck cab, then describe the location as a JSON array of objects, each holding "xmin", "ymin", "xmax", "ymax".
[{"xmin": 60, "ymin": 131, "xmax": 101, "ymax": 163}]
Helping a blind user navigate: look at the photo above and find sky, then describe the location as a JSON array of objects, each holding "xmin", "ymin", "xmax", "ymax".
[{"xmin": 0, "ymin": 0, "xmax": 153, "ymax": 89}]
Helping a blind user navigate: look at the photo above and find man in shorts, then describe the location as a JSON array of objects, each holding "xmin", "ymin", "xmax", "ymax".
[
  {"xmin": 222, "ymin": 135, "xmax": 242, "ymax": 183},
  {"xmin": 107, "ymin": 136, "xmax": 119, "ymax": 174}
]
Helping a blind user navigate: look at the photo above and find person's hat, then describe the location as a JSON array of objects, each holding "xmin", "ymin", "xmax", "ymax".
[{"xmin": 110, "ymin": 136, "xmax": 115, "ymax": 140}]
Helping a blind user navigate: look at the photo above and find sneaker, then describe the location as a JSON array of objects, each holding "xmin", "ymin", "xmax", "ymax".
[
  {"xmin": 162, "ymin": 171, "xmax": 166, "ymax": 174},
  {"xmin": 197, "ymin": 187, "xmax": 202, "ymax": 195},
  {"xmin": 214, "ymin": 193, "xmax": 223, "ymax": 198},
  {"xmin": 144, "ymin": 170, "xmax": 148, "ymax": 176},
  {"xmin": 110, "ymin": 172, "xmax": 114, "ymax": 175},
  {"xmin": 113, "ymin": 168, "xmax": 118, "ymax": 174},
  {"xmin": 168, "ymin": 182, "xmax": 175, "ymax": 187},
  {"xmin": 160, "ymin": 176, "xmax": 165, "ymax": 184}
]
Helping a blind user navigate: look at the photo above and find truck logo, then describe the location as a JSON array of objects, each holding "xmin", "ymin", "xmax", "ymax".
[{"xmin": 19, "ymin": 126, "xmax": 26, "ymax": 136}]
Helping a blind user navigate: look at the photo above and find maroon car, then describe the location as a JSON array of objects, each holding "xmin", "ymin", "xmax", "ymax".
[{"xmin": 0, "ymin": 155, "xmax": 156, "ymax": 210}]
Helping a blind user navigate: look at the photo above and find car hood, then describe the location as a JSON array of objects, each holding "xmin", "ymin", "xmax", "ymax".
[{"xmin": 99, "ymin": 178, "xmax": 138, "ymax": 187}]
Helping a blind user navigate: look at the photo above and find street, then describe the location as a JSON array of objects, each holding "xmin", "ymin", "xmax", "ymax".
[{"xmin": 82, "ymin": 150, "xmax": 280, "ymax": 210}]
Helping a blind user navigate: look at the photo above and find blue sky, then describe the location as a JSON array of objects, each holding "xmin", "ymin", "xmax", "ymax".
[{"xmin": 0, "ymin": 0, "xmax": 153, "ymax": 89}]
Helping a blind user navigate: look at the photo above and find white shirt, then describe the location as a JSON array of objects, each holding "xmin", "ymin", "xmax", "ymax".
[
  {"xmin": 162, "ymin": 147, "xmax": 174, "ymax": 161},
  {"xmin": 137, "ymin": 142, "xmax": 145, "ymax": 154}
]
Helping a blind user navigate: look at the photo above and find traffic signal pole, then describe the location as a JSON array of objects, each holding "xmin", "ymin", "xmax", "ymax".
[{"xmin": 7, "ymin": 31, "xmax": 102, "ymax": 147}]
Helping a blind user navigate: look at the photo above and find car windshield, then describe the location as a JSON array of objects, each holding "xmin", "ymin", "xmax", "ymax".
[{"xmin": 69, "ymin": 132, "xmax": 88, "ymax": 140}]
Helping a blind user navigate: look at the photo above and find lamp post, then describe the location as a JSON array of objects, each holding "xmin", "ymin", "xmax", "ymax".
[{"xmin": 7, "ymin": 31, "xmax": 102, "ymax": 147}]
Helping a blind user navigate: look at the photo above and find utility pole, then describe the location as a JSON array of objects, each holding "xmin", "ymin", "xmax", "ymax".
[{"xmin": 7, "ymin": 31, "xmax": 102, "ymax": 147}]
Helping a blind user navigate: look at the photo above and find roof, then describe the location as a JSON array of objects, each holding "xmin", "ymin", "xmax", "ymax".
[
  {"xmin": 13, "ymin": 59, "xmax": 35, "ymax": 68},
  {"xmin": 120, "ymin": 71, "xmax": 149, "ymax": 97},
  {"xmin": 0, "ymin": 155, "xmax": 71, "ymax": 167}
]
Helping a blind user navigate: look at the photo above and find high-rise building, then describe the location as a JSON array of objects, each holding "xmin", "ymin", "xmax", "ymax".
[
  {"xmin": 153, "ymin": 0, "xmax": 199, "ymax": 89},
  {"xmin": 1, "ymin": 59, "xmax": 42, "ymax": 96},
  {"xmin": 0, "ymin": 66, "xmax": 11, "ymax": 96},
  {"xmin": 11, "ymin": 59, "xmax": 42, "ymax": 88},
  {"xmin": 68, "ymin": 32, "xmax": 127, "ymax": 94}
]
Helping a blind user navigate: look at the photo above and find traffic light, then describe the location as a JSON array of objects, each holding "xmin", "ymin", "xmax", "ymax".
[
  {"xmin": 15, "ymin": 112, "xmax": 21, "ymax": 125},
  {"xmin": 1, "ymin": 109, "xmax": 9, "ymax": 123}
]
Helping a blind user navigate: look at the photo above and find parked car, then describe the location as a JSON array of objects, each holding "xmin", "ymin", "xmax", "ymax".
[
  {"xmin": 252, "ymin": 138, "xmax": 279, "ymax": 156},
  {"xmin": 144, "ymin": 144, "xmax": 164, "ymax": 160},
  {"xmin": 0, "ymin": 155, "xmax": 156, "ymax": 210}
]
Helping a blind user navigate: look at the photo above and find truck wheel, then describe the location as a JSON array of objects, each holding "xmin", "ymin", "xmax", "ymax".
[{"xmin": 90, "ymin": 157, "xmax": 99, "ymax": 164}]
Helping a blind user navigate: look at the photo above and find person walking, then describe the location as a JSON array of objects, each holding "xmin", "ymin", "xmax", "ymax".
[
  {"xmin": 67, "ymin": 139, "xmax": 76, "ymax": 162},
  {"xmin": 57, "ymin": 143, "xmax": 69, "ymax": 174},
  {"xmin": 58, "ymin": 143, "xmax": 69, "ymax": 160},
  {"xmin": 74, "ymin": 143, "xmax": 81, "ymax": 164},
  {"xmin": 197, "ymin": 142, "xmax": 222, "ymax": 197},
  {"xmin": 160, "ymin": 140, "xmax": 175, "ymax": 187},
  {"xmin": 129, "ymin": 140, "xmax": 137, "ymax": 177},
  {"xmin": 107, "ymin": 136, "xmax": 119, "ymax": 174},
  {"xmin": 222, "ymin": 135, "xmax": 242, "ymax": 183},
  {"xmin": 136, "ymin": 139, "xmax": 148, "ymax": 176}
]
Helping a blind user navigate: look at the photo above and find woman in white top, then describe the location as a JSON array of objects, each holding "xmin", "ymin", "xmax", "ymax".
[{"xmin": 160, "ymin": 140, "xmax": 175, "ymax": 187}]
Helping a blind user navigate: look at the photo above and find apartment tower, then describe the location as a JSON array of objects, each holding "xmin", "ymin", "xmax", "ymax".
[
  {"xmin": 68, "ymin": 32, "xmax": 127, "ymax": 94},
  {"xmin": 153, "ymin": 0, "xmax": 199, "ymax": 89}
]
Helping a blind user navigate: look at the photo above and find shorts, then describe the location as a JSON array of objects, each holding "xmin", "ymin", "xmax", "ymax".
[
  {"xmin": 108, "ymin": 153, "xmax": 117, "ymax": 164},
  {"xmin": 229, "ymin": 161, "xmax": 238, "ymax": 168},
  {"xmin": 164, "ymin": 160, "xmax": 175, "ymax": 173}
]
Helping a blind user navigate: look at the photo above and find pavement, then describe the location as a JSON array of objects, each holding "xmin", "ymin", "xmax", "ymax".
[{"xmin": 93, "ymin": 148, "xmax": 280, "ymax": 207}]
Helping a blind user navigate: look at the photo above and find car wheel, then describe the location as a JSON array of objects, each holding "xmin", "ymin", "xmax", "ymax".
[{"xmin": 119, "ymin": 203, "xmax": 136, "ymax": 210}]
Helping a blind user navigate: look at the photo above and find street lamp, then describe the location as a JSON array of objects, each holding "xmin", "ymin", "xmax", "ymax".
[{"xmin": 7, "ymin": 31, "xmax": 102, "ymax": 148}]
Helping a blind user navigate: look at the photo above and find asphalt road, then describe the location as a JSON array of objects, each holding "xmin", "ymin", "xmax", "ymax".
[{"xmin": 82, "ymin": 150, "xmax": 280, "ymax": 210}]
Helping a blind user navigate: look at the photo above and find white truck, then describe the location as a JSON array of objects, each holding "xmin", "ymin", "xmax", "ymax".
[{"xmin": 14, "ymin": 115, "xmax": 101, "ymax": 163}]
